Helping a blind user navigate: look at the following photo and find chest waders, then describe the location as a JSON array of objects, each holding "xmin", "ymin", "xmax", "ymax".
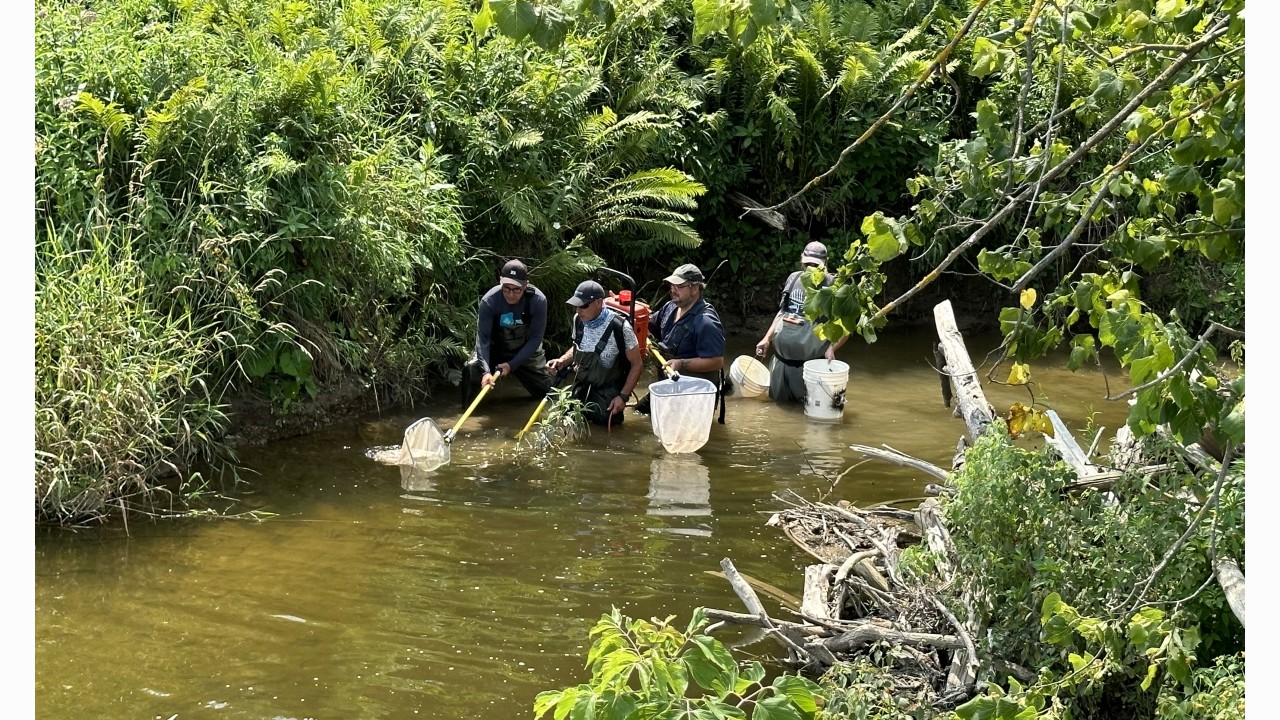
[
  {"xmin": 657, "ymin": 303, "xmax": 727, "ymax": 425},
  {"xmin": 492, "ymin": 291, "xmax": 533, "ymax": 362},
  {"xmin": 571, "ymin": 315, "xmax": 631, "ymax": 427},
  {"xmin": 769, "ymin": 273, "xmax": 831, "ymax": 402},
  {"xmin": 463, "ymin": 288, "xmax": 551, "ymax": 402}
]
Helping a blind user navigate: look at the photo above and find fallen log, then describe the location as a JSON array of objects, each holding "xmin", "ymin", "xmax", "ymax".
[
  {"xmin": 720, "ymin": 557, "xmax": 813, "ymax": 664},
  {"xmin": 1043, "ymin": 410, "xmax": 1105, "ymax": 478},
  {"xmin": 824, "ymin": 624, "xmax": 965, "ymax": 653},
  {"xmin": 802, "ymin": 564, "xmax": 838, "ymax": 621},
  {"xmin": 933, "ymin": 300, "xmax": 996, "ymax": 445}
]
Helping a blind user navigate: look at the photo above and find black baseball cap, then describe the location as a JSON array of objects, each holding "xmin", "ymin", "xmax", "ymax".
[
  {"xmin": 664, "ymin": 263, "xmax": 705, "ymax": 284},
  {"xmin": 499, "ymin": 259, "xmax": 528, "ymax": 287},
  {"xmin": 566, "ymin": 280, "xmax": 606, "ymax": 307}
]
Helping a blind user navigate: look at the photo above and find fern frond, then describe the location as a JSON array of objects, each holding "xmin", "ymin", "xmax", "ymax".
[
  {"xmin": 586, "ymin": 217, "xmax": 702, "ymax": 249},
  {"xmin": 498, "ymin": 185, "xmax": 546, "ymax": 234},
  {"xmin": 503, "ymin": 128, "xmax": 544, "ymax": 151},
  {"xmin": 884, "ymin": 48, "xmax": 930, "ymax": 83},
  {"xmin": 887, "ymin": 23, "xmax": 923, "ymax": 52}
]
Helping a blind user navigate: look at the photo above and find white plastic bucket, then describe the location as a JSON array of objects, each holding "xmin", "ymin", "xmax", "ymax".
[
  {"xmin": 728, "ymin": 355, "xmax": 770, "ymax": 399},
  {"xmin": 648, "ymin": 376, "xmax": 717, "ymax": 453},
  {"xmin": 802, "ymin": 359, "xmax": 850, "ymax": 421}
]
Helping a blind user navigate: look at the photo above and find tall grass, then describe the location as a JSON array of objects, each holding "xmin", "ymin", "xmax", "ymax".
[{"xmin": 35, "ymin": 227, "xmax": 228, "ymax": 524}]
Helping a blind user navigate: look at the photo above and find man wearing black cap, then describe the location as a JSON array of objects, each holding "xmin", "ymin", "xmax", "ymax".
[
  {"xmin": 547, "ymin": 280, "xmax": 644, "ymax": 427},
  {"xmin": 463, "ymin": 259, "xmax": 553, "ymax": 401},
  {"xmin": 755, "ymin": 241, "xmax": 841, "ymax": 403},
  {"xmin": 636, "ymin": 263, "xmax": 727, "ymax": 422}
]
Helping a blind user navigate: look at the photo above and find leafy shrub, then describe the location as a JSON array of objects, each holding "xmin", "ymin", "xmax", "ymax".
[{"xmin": 535, "ymin": 607, "xmax": 826, "ymax": 720}]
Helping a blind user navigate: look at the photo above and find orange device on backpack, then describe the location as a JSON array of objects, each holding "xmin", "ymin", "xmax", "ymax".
[{"xmin": 604, "ymin": 289, "xmax": 649, "ymax": 350}]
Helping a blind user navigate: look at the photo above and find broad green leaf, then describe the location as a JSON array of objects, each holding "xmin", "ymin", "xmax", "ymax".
[
  {"xmin": 752, "ymin": 695, "xmax": 804, "ymax": 720},
  {"xmin": 1216, "ymin": 398, "xmax": 1244, "ymax": 444},
  {"xmin": 966, "ymin": 135, "xmax": 988, "ymax": 165},
  {"xmin": 861, "ymin": 212, "xmax": 903, "ymax": 262},
  {"xmin": 1122, "ymin": 11, "xmax": 1150, "ymax": 38},
  {"xmin": 976, "ymin": 99, "xmax": 1000, "ymax": 133},
  {"xmin": 1156, "ymin": 0, "xmax": 1187, "ymax": 22},
  {"xmin": 1127, "ymin": 607, "xmax": 1165, "ymax": 652},
  {"xmin": 529, "ymin": 7, "xmax": 570, "ymax": 49},
  {"xmin": 491, "ymin": 0, "xmax": 538, "ymax": 40},
  {"xmin": 771, "ymin": 674, "xmax": 821, "ymax": 714},
  {"xmin": 692, "ymin": 0, "xmax": 727, "ymax": 43},
  {"xmin": 749, "ymin": 0, "xmax": 778, "ymax": 28},
  {"xmin": 971, "ymin": 37, "xmax": 1000, "ymax": 78},
  {"xmin": 954, "ymin": 696, "xmax": 996, "ymax": 720}
]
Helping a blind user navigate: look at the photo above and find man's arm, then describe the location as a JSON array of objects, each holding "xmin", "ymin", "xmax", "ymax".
[
  {"xmin": 669, "ymin": 314, "xmax": 724, "ymax": 374},
  {"xmin": 608, "ymin": 329, "xmax": 646, "ymax": 416}
]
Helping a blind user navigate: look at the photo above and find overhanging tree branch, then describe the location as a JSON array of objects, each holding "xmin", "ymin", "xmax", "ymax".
[{"xmin": 869, "ymin": 15, "xmax": 1233, "ymax": 323}]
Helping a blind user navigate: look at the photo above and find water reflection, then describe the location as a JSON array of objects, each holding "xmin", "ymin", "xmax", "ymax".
[{"xmin": 646, "ymin": 454, "xmax": 712, "ymax": 537}]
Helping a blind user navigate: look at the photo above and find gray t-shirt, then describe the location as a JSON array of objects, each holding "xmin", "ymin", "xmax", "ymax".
[{"xmin": 577, "ymin": 307, "xmax": 638, "ymax": 369}]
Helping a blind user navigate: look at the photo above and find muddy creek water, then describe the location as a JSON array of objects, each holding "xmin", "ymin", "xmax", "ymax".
[{"xmin": 36, "ymin": 330, "xmax": 1132, "ymax": 720}]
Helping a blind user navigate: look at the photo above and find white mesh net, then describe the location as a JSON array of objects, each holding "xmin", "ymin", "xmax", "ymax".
[
  {"xmin": 648, "ymin": 376, "xmax": 717, "ymax": 454},
  {"xmin": 396, "ymin": 417, "xmax": 451, "ymax": 470}
]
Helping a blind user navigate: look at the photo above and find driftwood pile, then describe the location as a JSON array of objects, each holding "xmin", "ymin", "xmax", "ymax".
[{"xmin": 706, "ymin": 493, "xmax": 981, "ymax": 708}]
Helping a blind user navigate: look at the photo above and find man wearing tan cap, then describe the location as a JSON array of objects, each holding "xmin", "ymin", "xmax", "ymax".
[{"xmin": 635, "ymin": 263, "xmax": 727, "ymax": 422}]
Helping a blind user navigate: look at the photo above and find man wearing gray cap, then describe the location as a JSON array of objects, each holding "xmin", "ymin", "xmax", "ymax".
[
  {"xmin": 635, "ymin": 263, "xmax": 727, "ymax": 422},
  {"xmin": 463, "ymin": 258, "xmax": 553, "ymax": 402},
  {"xmin": 547, "ymin": 280, "xmax": 644, "ymax": 427},
  {"xmin": 755, "ymin": 241, "xmax": 842, "ymax": 403}
]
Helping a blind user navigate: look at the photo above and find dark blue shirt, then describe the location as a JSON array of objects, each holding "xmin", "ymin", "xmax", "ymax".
[
  {"xmin": 649, "ymin": 297, "xmax": 725, "ymax": 361},
  {"xmin": 475, "ymin": 284, "xmax": 548, "ymax": 373}
]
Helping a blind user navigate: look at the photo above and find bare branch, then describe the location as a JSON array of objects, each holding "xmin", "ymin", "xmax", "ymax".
[{"xmin": 1128, "ymin": 442, "xmax": 1235, "ymax": 612}]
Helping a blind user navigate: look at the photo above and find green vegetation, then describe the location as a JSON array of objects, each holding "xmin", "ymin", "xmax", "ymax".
[
  {"xmin": 535, "ymin": 608, "xmax": 825, "ymax": 720},
  {"xmin": 37, "ymin": 0, "xmax": 1245, "ymax": 712}
]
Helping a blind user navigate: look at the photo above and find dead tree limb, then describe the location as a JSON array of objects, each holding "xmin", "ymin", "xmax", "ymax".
[
  {"xmin": 848, "ymin": 444, "xmax": 950, "ymax": 482},
  {"xmin": 933, "ymin": 301, "xmax": 997, "ymax": 444},
  {"xmin": 1215, "ymin": 558, "xmax": 1245, "ymax": 629},
  {"xmin": 720, "ymin": 557, "xmax": 813, "ymax": 663}
]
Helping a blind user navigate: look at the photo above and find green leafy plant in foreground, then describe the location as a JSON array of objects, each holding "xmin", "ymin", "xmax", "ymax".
[
  {"xmin": 953, "ymin": 594, "xmax": 1244, "ymax": 720},
  {"xmin": 535, "ymin": 607, "xmax": 824, "ymax": 720}
]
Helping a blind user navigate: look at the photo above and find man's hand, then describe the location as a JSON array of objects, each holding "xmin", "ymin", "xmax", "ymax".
[
  {"xmin": 547, "ymin": 356, "xmax": 570, "ymax": 374},
  {"xmin": 824, "ymin": 345, "xmax": 837, "ymax": 362},
  {"xmin": 608, "ymin": 395, "xmax": 626, "ymax": 416},
  {"xmin": 755, "ymin": 337, "xmax": 770, "ymax": 357}
]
